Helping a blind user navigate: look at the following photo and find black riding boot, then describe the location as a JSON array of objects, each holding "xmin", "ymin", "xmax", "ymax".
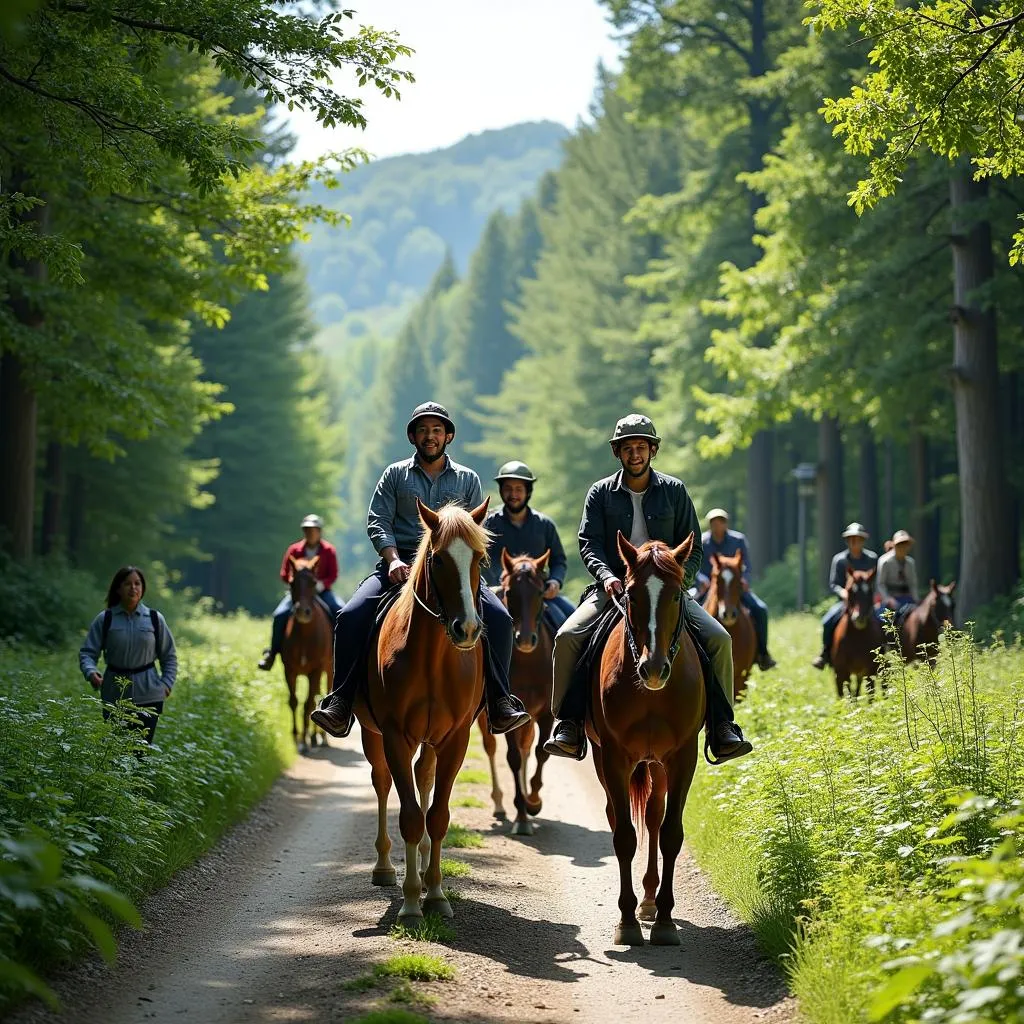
[
  {"xmin": 481, "ymin": 636, "xmax": 530, "ymax": 735},
  {"xmin": 703, "ymin": 678, "xmax": 752, "ymax": 763},
  {"xmin": 544, "ymin": 677, "xmax": 588, "ymax": 760}
]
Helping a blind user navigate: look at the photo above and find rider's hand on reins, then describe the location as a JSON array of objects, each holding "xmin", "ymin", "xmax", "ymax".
[
  {"xmin": 89, "ymin": 671, "xmax": 102, "ymax": 689},
  {"xmin": 544, "ymin": 579, "xmax": 561, "ymax": 599},
  {"xmin": 388, "ymin": 559, "xmax": 411, "ymax": 585},
  {"xmin": 604, "ymin": 578, "xmax": 624, "ymax": 599}
]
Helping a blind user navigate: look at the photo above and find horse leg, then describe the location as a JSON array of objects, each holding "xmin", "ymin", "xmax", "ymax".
[
  {"xmin": 506, "ymin": 723, "xmax": 533, "ymax": 836},
  {"xmin": 362, "ymin": 730, "xmax": 396, "ymax": 886},
  {"xmin": 422, "ymin": 726, "xmax": 472, "ymax": 920},
  {"xmin": 527, "ymin": 710, "xmax": 553, "ymax": 816},
  {"xmin": 604, "ymin": 749, "xmax": 643, "ymax": 946},
  {"xmin": 383, "ymin": 733, "xmax": 423, "ymax": 919},
  {"xmin": 591, "ymin": 742, "xmax": 615, "ymax": 830},
  {"xmin": 477, "ymin": 712, "xmax": 506, "ymax": 819},
  {"xmin": 650, "ymin": 743, "xmax": 699, "ymax": 946},
  {"xmin": 285, "ymin": 668, "xmax": 301, "ymax": 751},
  {"xmin": 304, "ymin": 670, "xmax": 320, "ymax": 748},
  {"xmin": 833, "ymin": 667, "xmax": 846, "ymax": 701},
  {"xmin": 414, "ymin": 745, "xmax": 436, "ymax": 878},
  {"xmin": 638, "ymin": 762, "xmax": 667, "ymax": 922}
]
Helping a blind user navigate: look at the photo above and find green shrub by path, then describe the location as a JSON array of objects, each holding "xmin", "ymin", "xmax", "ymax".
[
  {"xmin": 439, "ymin": 858, "xmax": 471, "ymax": 878},
  {"xmin": 443, "ymin": 824, "xmax": 484, "ymax": 849},
  {"xmin": 0, "ymin": 614, "xmax": 294, "ymax": 1011},
  {"xmin": 684, "ymin": 614, "xmax": 1024, "ymax": 1023},
  {"xmin": 375, "ymin": 953, "xmax": 454, "ymax": 982},
  {"xmin": 389, "ymin": 913, "xmax": 456, "ymax": 943}
]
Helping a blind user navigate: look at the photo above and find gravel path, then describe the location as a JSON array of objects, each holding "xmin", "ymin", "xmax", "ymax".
[{"xmin": 15, "ymin": 729, "xmax": 796, "ymax": 1024}]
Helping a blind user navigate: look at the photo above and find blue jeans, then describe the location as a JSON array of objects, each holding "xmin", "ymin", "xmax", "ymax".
[
  {"xmin": 270, "ymin": 589, "xmax": 344, "ymax": 653},
  {"xmin": 326, "ymin": 561, "xmax": 516, "ymax": 711},
  {"xmin": 821, "ymin": 599, "xmax": 884, "ymax": 654},
  {"xmin": 697, "ymin": 587, "xmax": 770, "ymax": 655}
]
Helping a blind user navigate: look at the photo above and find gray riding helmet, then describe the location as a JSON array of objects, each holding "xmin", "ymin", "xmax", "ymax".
[
  {"xmin": 608, "ymin": 413, "xmax": 662, "ymax": 447},
  {"xmin": 406, "ymin": 401, "xmax": 456, "ymax": 440},
  {"xmin": 301, "ymin": 514, "xmax": 324, "ymax": 529},
  {"xmin": 494, "ymin": 460, "xmax": 538, "ymax": 483}
]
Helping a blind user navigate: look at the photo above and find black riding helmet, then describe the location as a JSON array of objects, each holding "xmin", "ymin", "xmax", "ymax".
[{"xmin": 406, "ymin": 401, "xmax": 456, "ymax": 442}]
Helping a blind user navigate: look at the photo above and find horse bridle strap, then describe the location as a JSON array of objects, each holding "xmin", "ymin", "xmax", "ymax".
[
  {"xmin": 411, "ymin": 550, "xmax": 450, "ymax": 626},
  {"xmin": 612, "ymin": 587, "xmax": 687, "ymax": 667}
]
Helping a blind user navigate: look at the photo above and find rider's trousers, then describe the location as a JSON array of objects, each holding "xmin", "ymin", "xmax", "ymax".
[
  {"xmin": 270, "ymin": 589, "xmax": 343, "ymax": 653},
  {"xmin": 550, "ymin": 589, "xmax": 735, "ymax": 718}
]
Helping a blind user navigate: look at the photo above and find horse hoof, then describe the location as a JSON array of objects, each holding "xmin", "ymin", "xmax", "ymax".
[
  {"xmin": 297, "ymin": 741, "xmax": 308, "ymax": 755},
  {"xmin": 650, "ymin": 921, "xmax": 681, "ymax": 946},
  {"xmin": 613, "ymin": 922, "xmax": 645, "ymax": 946},
  {"xmin": 398, "ymin": 903, "xmax": 424, "ymax": 921},
  {"xmin": 372, "ymin": 868, "xmax": 397, "ymax": 887},
  {"xmin": 493, "ymin": 809, "xmax": 507, "ymax": 821},
  {"xmin": 422, "ymin": 896, "xmax": 454, "ymax": 919},
  {"xmin": 525, "ymin": 798, "xmax": 542, "ymax": 817},
  {"xmin": 511, "ymin": 819, "xmax": 534, "ymax": 836},
  {"xmin": 638, "ymin": 900, "xmax": 657, "ymax": 922}
]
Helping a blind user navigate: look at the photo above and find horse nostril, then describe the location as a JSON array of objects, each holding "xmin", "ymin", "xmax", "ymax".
[
  {"xmin": 638, "ymin": 661, "xmax": 649, "ymax": 680},
  {"xmin": 660, "ymin": 663, "xmax": 671, "ymax": 682},
  {"xmin": 529, "ymin": 632, "xmax": 538, "ymax": 648}
]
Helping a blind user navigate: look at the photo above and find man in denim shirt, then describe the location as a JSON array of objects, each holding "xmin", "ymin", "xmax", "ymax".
[{"xmin": 312, "ymin": 402, "xmax": 529, "ymax": 738}]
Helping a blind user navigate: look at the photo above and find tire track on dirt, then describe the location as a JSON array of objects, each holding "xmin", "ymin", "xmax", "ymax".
[{"xmin": 13, "ymin": 731, "xmax": 794, "ymax": 1024}]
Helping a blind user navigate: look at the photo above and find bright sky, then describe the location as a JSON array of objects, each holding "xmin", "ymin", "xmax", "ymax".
[{"xmin": 284, "ymin": 1, "xmax": 623, "ymax": 161}]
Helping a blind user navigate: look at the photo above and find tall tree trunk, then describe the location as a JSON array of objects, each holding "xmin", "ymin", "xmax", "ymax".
[
  {"xmin": 1004, "ymin": 370, "xmax": 1021, "ymax": 580},
  {"xmin": 746, "ymin": 430, "xmax": 774, "ymax": 579},
  {"xmin": 0, "ymin": 182, "xmax": 48, "ymax": 561},
  {"xmin": 40, "ymin": 441, "xmax": 64, "ymax": 556},
  {"xmin": 66, "ymin": 472, "xmax": 85, "ymax": 564},
  {"xmin": 949, "ymin": 171, "xmax": 1016, "ymax": 619},
  {"xmin": 883, "ymin": 438, "xmax": 895, "ymax": 539},
  {"xmin": 910, "ymin": 432, "xmax": 934, "ymax": 584},
  {"xmin": 858, "ymin": 429, "xmax": 879, "ymax": 540},
  {"xmin": 817, "ymin": 416, "xmax": 845, "ymax": 596}
]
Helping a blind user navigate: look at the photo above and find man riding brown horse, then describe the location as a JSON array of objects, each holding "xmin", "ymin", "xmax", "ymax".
[
  {"xmin": 258, "ymin": 514, "xmax": 343, "ymax": 671},
  {"xmin": 483, "ymin": 460, "xmax": 576, "ymax": 633},
  {"xmin": 543, "ymin": 414, "xmax": 753, "ymax": 764},
  {"xmin": 310, "ymin": 402, "xmax": 530, "ymax": 739}
]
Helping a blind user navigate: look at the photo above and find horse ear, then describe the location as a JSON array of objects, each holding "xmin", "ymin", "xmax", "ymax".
[
  {"xmin": 673, "ymin": 532, "xmax": 694, "ymax": 566},
  {"xmin": 501, "ymin": 548, "xmax": 515, "ymax": 574},
  {"xmin": 417, "ymin": 497, "xmax": 440, "ymax": 533},
  {"xmin": 948, "ymin": 580, "xmax": 957, "ymax": 593},
  {"xmin": 930, "ymin": 578, "xmax": 937, "ymax": 591},
  {"xmin": 308, "ymin": 555, "xmax": 320, "ymax": 569},
  {"xmin": 470, "ymin": 497, "xmax": 490, "ymax": 524},
  {"xmin": 617, "ymin": 530, "xmax": 638, "ymax": 570},
  {"xmin": 711, "ymin": 552, "xmax": 721, "ymax": 569},
  {"xmin": 536, "ymin": 548, "xmax": 551, "ymax": 572}
]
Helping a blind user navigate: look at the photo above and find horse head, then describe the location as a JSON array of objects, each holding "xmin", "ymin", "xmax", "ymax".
[
  {"xmin": 501, "ymin": 547, "xmax": 550, "ymax": 653},
  {"xmin": 414, "ymin": 497, "xmax": 490, "ymax": 649},
  {"xmin": 617, "ymin": 531, "xmax": 692, "ymax": 690},
  {"xmin": 711, "ymin": 551, "xmax": 745, "ymax": 627},
  {"xmin": 288, "ymin": 555, "xmax": 320, "ymax": 624},
  {"xmin": 845, "ymin": 568, "xmax": 876, "ymax": 630},
  {"xmin": 930, "ymin": 578, "xmax": 957, "ymax": 626}
]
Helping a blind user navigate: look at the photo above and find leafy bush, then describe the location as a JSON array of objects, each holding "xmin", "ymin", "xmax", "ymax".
[
  {"xmin": 970, "ymin": 583, "xmax": 1024, "ymax": 643},
  {"xmin": 0, "ymin": 615, "xmax": 292, "ymax": 1011},
  {"xmin": 684, "ymin": 615, "xmax": 1024, "ymax": 1023},
  {"xmin": 754, "ymin": 542, "xmax": 823, "ymax": 613},
  {"xmin": 0, "ymin": 551, "xmax": 99, "ymax": 648}
]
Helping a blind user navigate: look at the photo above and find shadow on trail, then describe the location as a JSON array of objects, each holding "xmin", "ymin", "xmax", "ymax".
[
  {"xmin": 485, "ymin": 815, "xmax": 611, "ymax": 869},
  {"xmin": 604, "ymin": 917, "xmax": 790, "ymax": 1010}
]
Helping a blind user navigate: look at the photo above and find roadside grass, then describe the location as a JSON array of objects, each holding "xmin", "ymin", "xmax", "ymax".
[
  {"xmin": 452, "ymin": 795, "xmax": 486, "ymax": 809},
  {"xmin": 350, "ymin": 1011, "xmax": 430, "ymax": 1024},
  {"xmin": 455, "ymin": 767, "xmax": 491, "ymax": 786},
  {"xmin": 375, "ymin": 953, "xmax": 454, "ymax": 981},
  {"xmin": 444, "ymin": 824, "xmax": 484, "ymax": 849},
  {"xmin": 390, "ymin": 913, "xmax": 456, "ymax": 943},
  {"xmin": 684, "ymin": 613, "xmax": 1024, "ymax": 1024},
  {"xmin": 0, "ymin": 613, "xmax": 294, "ymax": 1012},
  {"xmin": 440, "ymin": 857, "xmax": 471, "ymax": 878}
]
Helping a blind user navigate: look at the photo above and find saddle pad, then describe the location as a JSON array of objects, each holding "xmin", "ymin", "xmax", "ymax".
[{"xmin": 373, "ymin": 583, "xmax": 405, "ymax": 632}]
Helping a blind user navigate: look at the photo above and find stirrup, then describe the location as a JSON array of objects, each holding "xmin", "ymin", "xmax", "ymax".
[{"xmin": 703, "ymin": 726, "xmax": 753, "ymax": 766}]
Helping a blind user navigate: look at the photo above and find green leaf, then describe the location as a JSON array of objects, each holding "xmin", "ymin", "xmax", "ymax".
[{"xmin": 868, "ymin": 963, "xmax": 935, "ymax": 1020}]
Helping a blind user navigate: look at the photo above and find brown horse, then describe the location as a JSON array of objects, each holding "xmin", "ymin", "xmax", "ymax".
[
  {"xmin": 588, "ymin": 533, "xmax": 705, "ymax": 947},
  {"xmin": 831, "ymin": 568, "xmax": 885, "ymax": 698},
  {"xmin": 899, "ymin": 580, "xmax": 956, "ymax": 666},
  {"xmin": 281, "ymin": 556, "xmax": 333, "ymax": 752},
  {"xmin": 703, "ymin": 550, "xmax": 757, "ymax": 701},
  {"xmin": 487, "ymin": 548, "xmax": 556, "ymax": 837},
  {"xmin": 357, "ymin": 499, "xmax": 490, "ymax": 920}
]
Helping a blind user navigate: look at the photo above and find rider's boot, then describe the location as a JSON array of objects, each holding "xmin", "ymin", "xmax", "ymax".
[
  {"xmin": 704, "ymin": 668, "xmax": 753, "ymax": 764},
  {"xmin": 310, "ymin": 682, "xmax": 356, "ymax": 738},
  {"xmin": 258, "ymin": 610, "xmax": 288, "ymax": 671},
  {"xmin": 811, "ymin": 646, "xmax": 830, "ymax": 670},
  {"xmin": 482, "ymin": 638, "xmax": 530, "ymax": 734},
  {"xmin": 545, "ymin": 718, "xmax": 587, "ymax": 760},
  {"xmin": 257, "ymin": 648, "xmax": 276, "ymax": 671},
  {"xmin": 757, "ymin": 650, "xmax": 778, "ymax": 671}
]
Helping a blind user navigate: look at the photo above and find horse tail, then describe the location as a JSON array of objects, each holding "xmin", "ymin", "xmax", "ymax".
[{"xmin": 629, "ymin": 761, "xmax": 653, "ymax": 840}]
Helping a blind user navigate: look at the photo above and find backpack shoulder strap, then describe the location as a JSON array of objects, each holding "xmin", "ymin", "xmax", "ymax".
[
  {"xmin": 150, "ymin": 608, "xmax": 162, "ymax": 654},
  {"xmin": 101, "ymin": 608, "xmax": 113, "ymax": 650}
]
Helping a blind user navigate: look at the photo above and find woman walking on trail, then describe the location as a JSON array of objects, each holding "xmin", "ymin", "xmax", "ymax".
[{"xmin": 79, "ymin": 565, "xmax": 178, "ymax": 744}]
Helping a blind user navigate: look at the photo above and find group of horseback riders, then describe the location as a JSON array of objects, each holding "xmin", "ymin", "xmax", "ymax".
[{"xmin": 258, "ymin": 400, "xmax": 781, "ymax": 765}]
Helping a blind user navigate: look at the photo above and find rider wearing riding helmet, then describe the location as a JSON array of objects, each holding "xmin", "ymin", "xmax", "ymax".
[
  {"xmin": 812, "ymin": 522, "xmax": 879, "ymax": 670},
  {"xmin": 696, "ymin": 508, "xmax": 776, "ymax": 671},
  {"xmin": 483, "ymin": 460, "xmax": 576, "ymax": 632},
  {"xmin": 258, "ymin": 514, "xmax": 343, "ymax": 671},
  {"xmin": 311, "ymin": 402, "xmax": 530, "ymax": 739},
  {"xmin": 543, "ymin": 413, "xmax": 752, "ymax": 763}
]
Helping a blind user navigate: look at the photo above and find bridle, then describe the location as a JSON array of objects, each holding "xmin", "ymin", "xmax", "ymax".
[
  {"xmin": 611, "ymin": 582, "xmax": 687, "ymax": 669},
  {"xmin": 501, "ymin": 561, "xmax": 546, "ymax": 616},
  {"xmin": 411, "ymin": 549, "xmax": 451, "ymax": 627}
]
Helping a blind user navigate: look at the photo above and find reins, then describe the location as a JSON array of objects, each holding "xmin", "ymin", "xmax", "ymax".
[
  {"xmin": 613, "ymin": 585, "xmax": 687, "ymax": 668},
  {"xmin": 410, "ymin": 550, "xmax": 449, "ymax": 626}
]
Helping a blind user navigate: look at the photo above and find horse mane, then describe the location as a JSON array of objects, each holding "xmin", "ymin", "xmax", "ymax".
[
  {"xmin": 391, "ymin": 504, "xmax": 492, "ymax": 631},
  {"xmin": 626, "ymin": 541, "xmax": 684, "ymax": 588}
]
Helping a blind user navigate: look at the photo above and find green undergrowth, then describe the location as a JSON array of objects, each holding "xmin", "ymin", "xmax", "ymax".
[
  {"xmin": 439, "ymin": 857, "xmax": 470, "ymax": 878},
  {"xmin": 455, "ymin": 767, "xmax": 491, "ymax": 786},
  {"xmin": 685, "ymin": 614, "xmax": 1024, "ymax": 1023},
  {"xmin": 443, "ymin": 823, "xmax": 484, "ymax": 849},
  {"xmin": 376, "ymin": 953, "xmax": 454, "ymax": 981},
  {"xmin": 349, "ymin": 1011, "xmax": 430, "ymax": 1024},
  {"xmin": 390, "ymin": 912, "xmax": 456, "ymax": 943},
  {"xmin": 0, "ymin": 613, "xmax": 293, "ymax": 1012}
]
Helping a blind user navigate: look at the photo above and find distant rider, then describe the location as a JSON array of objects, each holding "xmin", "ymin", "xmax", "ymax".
[
  {"xmin": 696, "ymin": 508, "xmax": 776, "ymax": 670},
  {"xmin": 258, "ymin": 514, "xmax": 343, "ymax": 671},
  {"xmin": 877, "ymin": 529, "xmax": 918, "ymax": 620}
]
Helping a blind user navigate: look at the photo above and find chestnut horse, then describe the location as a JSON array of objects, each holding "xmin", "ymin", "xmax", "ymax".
[
  {"xmin": 588, "ymin": 533, "xmax": 705, "ymax": 947},
  {"xmin": 357, "ymin": 499, "xmax": 489, "ymax": 920},
  {"xmin": 831, "ymin": 568, "xmax": 885, "ymax": 698},
  {"xmin": 486, "ymin": 548, "xmax": 556, "ymax": 836},
  {"xmin": 282, "ymin": 556, "xmax": 333, "ymax": 752},
  {"xmin": 899, "ymin": 580, "xmax": 956, "ymax": 666},
  {"xmin": 703, "ymin": 550, "xmax": 757, "ymax": 701}
]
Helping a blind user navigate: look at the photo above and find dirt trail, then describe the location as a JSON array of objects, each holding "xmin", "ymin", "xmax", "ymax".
[{"xmin": 16, "ymin": 730, "xmax": 795, "ymax": 1024}]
